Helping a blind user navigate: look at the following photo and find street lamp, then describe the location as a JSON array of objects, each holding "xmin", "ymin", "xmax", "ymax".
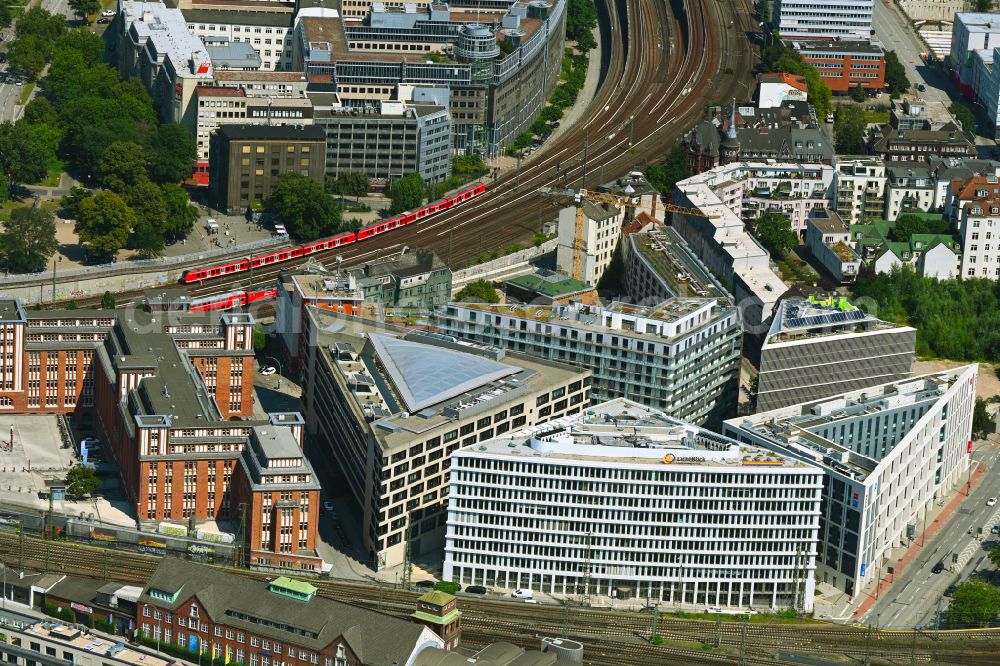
[
  {"xmin": 51, "ymin": 256, "xmax": 62, "ymax": 304},
  {"xmin": 264, "ymin": 356, "xmax": 283, "ymax": 390}
]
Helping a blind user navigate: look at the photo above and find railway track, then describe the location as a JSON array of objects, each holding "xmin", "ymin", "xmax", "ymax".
[
  {"xmin": 164, "ymin": 0, "xmax": 753, "ymax": 305},
  {"xmin": 1, "ymin": 532, "xmax": 997, "ymax": 665}
]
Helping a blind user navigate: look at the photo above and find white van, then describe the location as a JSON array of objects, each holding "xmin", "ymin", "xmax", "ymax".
[{"xmin": 512, "ymin": 589, "xmax": 534, "ymax": 599}]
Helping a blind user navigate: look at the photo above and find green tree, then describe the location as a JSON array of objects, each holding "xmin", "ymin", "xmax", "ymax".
[
  {"xmin": 7, "ymin": 35, "xmax": 49, "ymax": 81},
  {"xmin": 944, "ymin": 580, "xmax": 1000, "ymax": 628},
  {"xmin": 645, "ymin": 143, "xmax": 691, "ymax": 198},
  {"xmin": 266, "ymin": 172, "xmax": 342, "ymax": 242},
  {"xmin": 68, "ymin": 0, "xmax": 100, "ymax": 18},
  {"xmin": 834, "ymin": 105, "xmax": 868, "ymax": 154},
  {"xmin": 0, "ymin": 207, "xmax": 58, "ymax": 273},
  {"xmin": 60, "ymin": 186, "xmax": 92, "ymax": 219},
  {"xmin": 52, "ymin": 28, "xmax": 105, "ymax": 67},
  {"xmin": 973, "ymin": 397, "xmax": 992, "ymax": 439},
  {"xmin": 455, "ymin": 279, "xmax": 499, "ymax": 303},
  {"xmin": 754, "ymin": 212, "xmax": 798, "ymax": 257},
  {"xmin": 75, "ymin": 190, "xmax": 136, "ymax": 260},
  {"xmin": 160, "ymin": 182, "xmax": 198, "ymax": 239},
  {"xmin": 888, "ymin": 213, "xmax": 950, "ymax": 241},
  {"xmin": 124, "ymin": 178, "xmax": 167, "ymax": 257},
  {"xmin": 98, "ymin": 141, "xmax": 148, "ymax": 193},
  {"xmin": 100, "ymin": 290, "xmax": 115, "ymax": 310},
  {"xmin": 950, "ymin": 101, "xmax": 978, "ymax": 139},
  {"xmin": 0, "ymin": 121, "xmax": 51, "ymax": 195},
  {"xmin": 15, "ymin": 7, "xmax": 66, "ymax": 42},
  {"xmin": 565, "ymin": 0, "xmax": 598, "ymax": 50},
  {"xmin": 388, "ymin": 173, "xmax": 426, "ymax": 213},
  {"xmin": 754, "ymin": 0, "xmax": 770, "ymax": 22},
  {"xmin": 65, "ymin": 465, "xmax": 100, "ymax": 499},
  {"xmin": 850, "ymin": 84, "xmax": 867, "ymax": 103},
  {"xmin": 23, "ymin": 97, "xmax": 58, "ymax": 127},
  {"xmin": 145, "ymin": 123, "xmax": 196, "ymax": 184},
  {"xmin": 884, "ymin": 51, "xmax": 910, "ymax": 97},
  {"xmin": 760, "ymin": 42, "xmax": 832, "ymax": 118},
  {"xmin": 327, "ymin": 171, "xmax": 368, "ymax": 201},
  {"xmin": 974, "ymin": 0, "xmax": 994, "ymax": 11},
  {"xmin": 0, "ymin": 1, "xmax": 11, "ymax": 30}
]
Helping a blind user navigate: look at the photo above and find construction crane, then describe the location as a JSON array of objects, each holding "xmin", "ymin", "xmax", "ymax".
[{"xmin": 538, "ymin": 186, "xmax": 718, "ymax": 282}]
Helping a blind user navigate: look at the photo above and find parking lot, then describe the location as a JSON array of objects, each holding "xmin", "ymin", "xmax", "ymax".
[{"xmin": 0, "ymin": 414, "xmax": 134, "ymax": 527}]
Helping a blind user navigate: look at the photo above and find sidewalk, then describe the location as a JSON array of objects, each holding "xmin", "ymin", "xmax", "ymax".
[{"xmin": 851, "ymin": 461, "xmax": 987, "ymax": 619}]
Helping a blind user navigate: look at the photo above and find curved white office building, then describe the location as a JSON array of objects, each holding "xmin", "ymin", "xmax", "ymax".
[{"xmin": 443, "ymin": 399, "xmax": 823, "ymax": 611}]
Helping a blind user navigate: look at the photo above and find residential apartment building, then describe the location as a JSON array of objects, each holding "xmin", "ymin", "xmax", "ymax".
[
  {"xmin": 805, "ymin": 209, "xmax": 863, "ymax": 282},
  {"xmin": 348, "ymin": 246, "xmax": 453, "ymax": 308},
  {"xmin": 957, "ymin": 191, "xmax": 1000, "ymax": 278},
  {"xmin": 773, "ymin": 0, "xmax": 874, "ymax": 40},
  {"xmin": 755, "ymin": 297, "xmax": 916, "ymax": 413},
  {"xmin": 312, "ymin": 94, "xmax": 453, "ymax": 185},
  {"xmin": 208, "ymin": 124, "xmax": 326, "ymax": 213},
  {"xmin": 444, "ymin": 398, "xmax": 823, "ymax": 610},
  {"xmin": 433, "ymin": 298, "xmax": 742, "ymax": 425},
  {"xmin": 183, "ymin": 7, "xmax": 295, "ymax": 71},
  {"xmin": 852, "ymin": 218, "xmax": 961, "ymax": 279},
  {"xmin": 672, "ymin": 167, "xmax": 790, "ymax": 331},
  {"xmin": 726, "ymin": 366, "xmax": 977, "ymax": 597},
  {"xmin": 300, "ymin": 310, "xmax": 590, "ymax": 568},
  {"xmin": 870, "ymin": 123, "xmax": 976, "ymax": 163},
  {"xmin": 792, "ymin": 39, "xmax": 886, "ymax": 93},
  {"xmin": 137, "ymin": 558, "xmax": 443, "ymax": 665},
  {"xmin": 885, "ymin": 164, "xmax": 937, "ymax": 220},
  {"xmin": 834, "ymin": 156, "xmax": 887, "ymax": 223},
  {"xmin": 555, "ymin": 199, "xmax": 625, "ymax": 286},
  {"xmin": 623, "ymin": 226, "xmax": 734, "ymax": 304}
]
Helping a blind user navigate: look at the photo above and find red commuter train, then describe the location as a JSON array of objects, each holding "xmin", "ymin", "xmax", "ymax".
[
  {"xmin": 181, "ymin": 182, "xmax": 487, "ymax": 284},
  {"xmin": 187, "ymin": 289, "xmax": 278, "ymax": 312}
]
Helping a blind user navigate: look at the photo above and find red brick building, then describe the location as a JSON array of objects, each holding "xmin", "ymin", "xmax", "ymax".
[
  {"xmin": 792, "ymin": 40, "xmax": 886, "ymax": 93},
  {"xmin": 0, "ymin": 297, "xmax": 322, "ymax": 571},
  {"xmin": 138, "ymin": 558, "xmax": 443, "ymax": 665}
]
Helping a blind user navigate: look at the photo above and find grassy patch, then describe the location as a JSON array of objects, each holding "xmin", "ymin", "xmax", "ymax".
[
  {"xmin": 17, "ymin": 81, "xmax": 34, "ymax": 106},
  {"xmin": 865, "ymin": 111, "xmax": 890, "ymax": 124},
  {"xmin": 41, "ymin": 158, "xmax": 64, "ymax": 188}
]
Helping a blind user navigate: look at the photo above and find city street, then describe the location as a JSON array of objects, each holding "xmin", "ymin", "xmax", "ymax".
[
  {"xmin": 873, "ymin": 0, "xmax": 952, "ymax": 113},
  {"xmin": 860, "ymin": 439, "xmax": 1000, "ymax": 628}
]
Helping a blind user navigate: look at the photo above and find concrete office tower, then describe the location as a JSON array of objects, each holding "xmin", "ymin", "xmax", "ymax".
[
  {"xmin": 757, "ymin": 297, "xmax": 916, "ymax": 412},
  {"xmin": 774, "ymin": 0, "xmax": 874, "ymax": 40},
  {"xmin": 444, "ymin": 398, "xmax": 823, "ymax": 611},
  {"xmin": 725, "ymin": 365, "xmax": 977, "ymax": 598},
  {"xmin": 300, "ymin": 309, "xmax": 591, "ymax": 568},
  {"xmin": 434, "ymin": 299, "xmax": 742, "ymax": 426}
]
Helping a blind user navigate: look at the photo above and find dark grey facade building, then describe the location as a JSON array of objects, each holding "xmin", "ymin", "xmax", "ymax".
[
  {"xmin": 209, "ymin": 124, "xmax": 327, "ymax": 213},
  {"xmin": 756, "ymin": 297, "xmax": 916, "ymax": 412}
]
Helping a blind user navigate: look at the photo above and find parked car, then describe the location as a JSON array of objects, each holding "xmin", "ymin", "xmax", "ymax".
[
  {"xmin": 80, "ymin": 437, "xmax": 101, "ymax": 450},
  {"xmin": 260, "ymin": 366, "xmax": 277, "ymax": 376},
  {"xmin": 988, "ymin": 497, "xmax": 997, "ymax": 507},
  {"xmin": 101, "ymin": 9, "xmax": 115, "ymax": 16},
  {"xmin": 465, "ymin": 585, "xmax": 488, "ymax": 595},
  {"xmin": 944, "ymin": 584, "xmax": 957, "ymax": 597},
  {"xmin": 415, "ymin": 580, "xmax": 436, "ymax": 589},
  {"xmin": 917, "ymin": 83, "xmax": 926, "ymax": 92},
  {"xmin": 932, "ymin": 561, "xmax": 945, "ymax": 574},
  {"xmin": 97, "ymin": 17, "xmax": 111, "ymax": 24},
  {"xmin": 991, "ymin": 524, "xmax": 999, "ymax": 534},
  {"xmin": 511, "ymin": 589, "xmax": 534, "ymax": 599}
]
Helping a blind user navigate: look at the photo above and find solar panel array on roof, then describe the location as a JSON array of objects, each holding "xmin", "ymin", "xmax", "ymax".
[{"xmin": 785, "ymin": 308, "xmax": 866, "ymax": 329}]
